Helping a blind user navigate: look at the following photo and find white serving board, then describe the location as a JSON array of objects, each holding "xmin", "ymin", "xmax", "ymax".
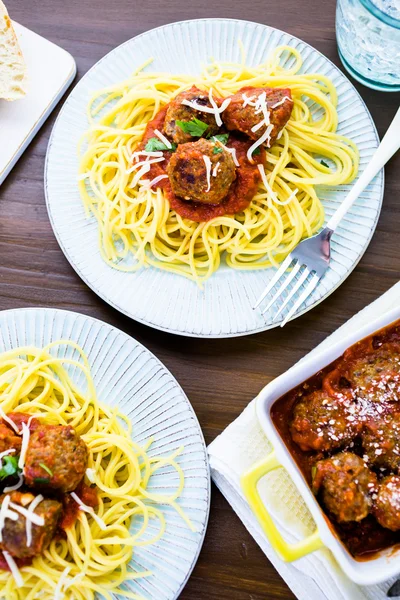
[{"xmin": 0, "ymin": 22, "xmax": 76, "ymax": 184}]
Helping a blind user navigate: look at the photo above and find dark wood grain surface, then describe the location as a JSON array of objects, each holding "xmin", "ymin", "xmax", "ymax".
[{"xmin": 2, "ymin": 1, "xmax": 400, "ymax": 598}]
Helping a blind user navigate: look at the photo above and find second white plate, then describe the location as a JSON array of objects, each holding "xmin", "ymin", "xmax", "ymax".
[{"xmin": 45, "ymin": 18, "xmax": 383, "ymax": 338}]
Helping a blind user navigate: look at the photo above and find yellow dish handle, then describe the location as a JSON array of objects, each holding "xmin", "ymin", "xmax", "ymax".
[{"xmin": 241, "ymin": 451, "xmax": 323, "ymax": 561}]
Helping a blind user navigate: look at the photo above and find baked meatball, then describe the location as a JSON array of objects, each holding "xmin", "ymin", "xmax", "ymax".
[
  {"xmin": 362, "ymin": 414, "xmax": 400, "ymax": 472},
  {"xmin": 290, "ymin": 390, "xmax": 361, "ymax": 453},
  {"xmin": 312, "ymin": 452, "xmax": 378, "ymax": 523},
  {"xmin": 374, "ymin": 475, "xmax": 400, "ymax": 531},
  {"xmin": 167, "ymin": 138, "xmax": 236, "ymax": 205},
  {"xmin": 164, "ymin": 86, "xmax": 221, "ymax": 144},
  {"xmin": 24, "ymin": 425, "xmax": 88, "ymax": 493},
  {"xmin": 222, "ymin": 86, "xmax": 293, "ymax": 145},
  {"xmin": 0, "ymin": 491, "xmax": 62, "ymax": 558},
  {"xmin": 344, "ymin": 343, "xmax": 400, "ymax": 405}
]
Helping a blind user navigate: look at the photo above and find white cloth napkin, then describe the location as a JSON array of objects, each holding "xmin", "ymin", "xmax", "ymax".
[{"xmin": 208, "ymin": 282, "xmax": 400, "ymax": 600}]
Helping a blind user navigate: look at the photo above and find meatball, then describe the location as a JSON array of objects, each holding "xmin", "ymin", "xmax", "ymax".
[
  {"xmin": 164, "ymin": 86, "xmax": 221, "ymax": 144},
  {"xmin": 362, "ymin": 413, "xmax": 400, "ymax": 472},
  {"xmin": 345, "ymin": 343, "xmax": 400, "ymax": 405},
  {"xmin": 374, "ymin": 475, "xmax": 400, "ymax": 531},
  {"xmin": 24, "ymin": 425, "xmax": 88, "ymax": 493},
  {"xmin": 312, "ymin": 452, "xmax": 378, "ymax": 523},
  {"xmin": 0, "ymin": 423, "xmax": 21, "ymax": 455},
  {"xmin": 290, "ymin": 390, "xmax": 361, "ymax": 453},
  {"xmin": 222, "ymin": 86, "xmax": 293, "ymax": 145},
  {"xmin": 0, "ymin": 491, "xmax": 62, "ymax": 558},
  {"xmin": 167, "ymin": 138, "xmax": 236, "ymax": 205}
]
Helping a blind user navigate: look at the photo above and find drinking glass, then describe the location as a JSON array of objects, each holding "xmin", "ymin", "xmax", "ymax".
[{"xmin": 336, "ymin": 0, "xmax": 400, "ymax": 91}]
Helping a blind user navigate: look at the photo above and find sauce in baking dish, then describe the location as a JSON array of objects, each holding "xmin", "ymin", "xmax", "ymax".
[{"xmin": 271, "ymin": 318, "xmax": 400, "ymax": 559}]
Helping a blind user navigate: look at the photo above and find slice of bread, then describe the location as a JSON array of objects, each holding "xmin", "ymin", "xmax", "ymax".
[{"xmin": 0, "ymin": 0, "xmax": 26, "ymax": 101}]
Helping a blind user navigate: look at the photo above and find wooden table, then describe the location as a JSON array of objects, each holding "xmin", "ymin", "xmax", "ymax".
[{"xmin": 2, "ymin": 1, "xmax": 400, "ymax": 598}]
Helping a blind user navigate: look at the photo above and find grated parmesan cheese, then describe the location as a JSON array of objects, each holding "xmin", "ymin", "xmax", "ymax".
[
  {"xmin": 131, "ymin": 151, "xmax": 163, "ymax": 161},
  {"xmin": 54, "ymin": 566, "xmax": 71, "ymax": 600},
  {"xmin": 3, "ymin": 551, "xmax": 23, "ymax": 588},
  {"xmin": 25, "ymin": 495, "xmax": 44, "ymax": 547},
  {"xmin": 247, "ymin": 124, "xmax": 273, "ymax": 162},
  {"xmin": 70, "ymin": 492, "xmax": 107, "ymax": 531},
  {"xmin": 215, "ymin": 141, "xmax": 240, "ymax": 167},
  {"xmin": 141, "ymin": 174, "xmax": 169, "ymax": 190},
  {"xmin": 4, "ymin": 473, "xmax": 24, "ymax": 494},
  {"xmin": 203, "ymin": 155, "xmax": 212, "ymax": 192},
  {"xmin": 212, "ymin": 162, "xmax": 220, "ymax": 178},
  {"xmin": 126, "ymin": 156, "xmax": 165, "ymax": 174},
  {"xmin": 154, "ymin": 129, "xmax": 172, "ymax": 149},
  {"xmin": 181, "ymin": 90, "xmax": 231, "ymax": 127},
  {"xmin": 0, "ymin": 407, "xmax": 19, "ymax": 434},
  {"xmin": 85, "ymin": 468, "xmax": 96, "ymax": 484},
  {"xmin": 129, "ymin": 163, "xmax": 151, "ymax": 188},
  {"xmin": 270, "ymin": 96, "xmax": 292, "ymax": 109},
  {"xmin": 18, "ymin": 423, "xmax": 30, "ymax": 471},
  {"xmin": 258, "ymin": 164, "xmax": 298, "ymax": 206},
  {"xmin": 9, "ymin": 501, "xmax": 44, "ymax": 527}
]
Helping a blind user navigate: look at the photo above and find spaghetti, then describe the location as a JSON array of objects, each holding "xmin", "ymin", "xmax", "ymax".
[
  {"xmin": 78, "ymin": 45, "xmax": 359, "ymax": 285},
  {"xmin": 0, "ymin": 341, "xmax": 192, "ymax": 600}
]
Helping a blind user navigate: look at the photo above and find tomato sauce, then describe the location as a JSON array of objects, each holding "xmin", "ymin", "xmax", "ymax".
[
  {"xmin": 60, "ymin": 483, "xmax": 98, "ymax": 530},
  {"xmin": 0, "ymin": 554, "xmax": 31, "ymax": 572},
  {"xmin": 270, "ymin": 319, "xmax": 400, "ymax": 560},
  {"xmin": 138, "ymin": 104, "xmax": 265, "ymax": 222}
]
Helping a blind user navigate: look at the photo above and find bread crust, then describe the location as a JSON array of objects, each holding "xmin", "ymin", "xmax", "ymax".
[{"xmin": 0, "ymin": 0, "xmax": 27, "ymax": 101}]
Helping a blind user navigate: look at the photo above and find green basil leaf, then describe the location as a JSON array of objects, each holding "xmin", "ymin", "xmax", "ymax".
[
  {"xmin": 39, "ymin": 463, "xmax": 53, "ymax": 476},
  {"xmin": 145, "ymin": 137, "xmax": 176, "ymax": 152},
  {"xmin": 33, "ymin": 477, "xmax": 50, "ymax": 484},
  {"xmin": 0, "ymin": 456, "xmax": 20, "ymax": 480},
  {"xmin": 176, "ymin": 118, "xmax": 209, "ymax": 137},
  {"xmin": 253, "ymin": 147, "xmax": 261, "ymax": 156},
  {"xmin": 213, "ymin": 146, "xmax": 224, "ymax": 155},
  {"xmin": 212, "ymin": 133, "xmax": 229, "ymax": 145}
]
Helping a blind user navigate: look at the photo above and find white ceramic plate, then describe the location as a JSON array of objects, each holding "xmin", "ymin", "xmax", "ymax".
[
  {"xmin": 45, "ymin": 19, "xmax": 383, "ymax": 338},
  {"xmin": 0, "ymin": 307, "xmax": 210, "ymax": 600},
  {"xmin": 0, "ymin": 23, "xmax": 75, "ymax": 185}
]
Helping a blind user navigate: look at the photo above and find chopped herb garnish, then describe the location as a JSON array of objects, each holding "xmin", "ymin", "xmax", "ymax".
[
  {"xmin": 145, "ymin": 137, "xmax": 177, "ymax": 152},
  {"xmin": 253, "ymin": 147, "xmax": 261, "ymax": 156},
  {"xmin": 213, "ymin": 147, "xmax": 224, "ymax": 155},
  {"xmin": 320, "ymin": 159, "xmax": 330, "ymax": 168},
  {"xmin": 311, "ymin": 466, "xmax": 317, "ymax": 480},
  {"xmin": 212, "ymin": 133, "xmax": 229, "ymax": 145},
  {"xmin": 176, "ymin": 118, "xmax": 209, "ymax": 137},
  {"xmin": 33, "ymin": 477, "xmax": 50, "ymax": 484},
  {"xmin": 0, "ymin": 456, "xmax": 21, "ymax": 480},
  {"xmin": 39, "ymin": 463, "xmax": 53, "ymax": 476}
]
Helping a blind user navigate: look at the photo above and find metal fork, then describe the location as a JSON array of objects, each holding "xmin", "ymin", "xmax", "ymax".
[{"xmin": 254, "ymin": 106, "xmax": 400, "ymax": 327}]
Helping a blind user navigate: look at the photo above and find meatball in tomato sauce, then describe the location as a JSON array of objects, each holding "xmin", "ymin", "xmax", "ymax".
[
  {"xmin": 167, "ymin": 138, "xmax": 236, "ymax": 205},
  {"xmin": 362, "ymin": 414, "xmax": 400, "ymax": 472},
  {"xmin": 24, "ymin": 425, "xmax": 88, "ymax": 493},
  {"xmin": 290, "ymin": 390, "xmax": 361, "ymax": 453},
  {"xmin": 344, "ymin": 343, "xmax": 400, "ymax": 406},
  {"xmin": 0, "ymin": 491, "xmax": 62, "ymax": 559},
  {"xmin": 374, "ymin": 475, "xmax": 400, "ymax": 531},
  {"xmin": 222, "ymin": 86, "xmax": 293, "ymax": 145},
  {"xmin": 164, "ymin": 85, "xmax": 221, "ymax": 144},
  {"xmin": 313, "ymin": 452, "xmax": 377, "ymax": 523}
]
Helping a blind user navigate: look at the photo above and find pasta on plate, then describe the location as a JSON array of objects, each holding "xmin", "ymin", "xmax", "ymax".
[
  {"xmin": 78, "ymin": 45, "xmax": 359, "ymax": 285},
  {"xmin": 0, "ymin": 341, "xmax": 192, "ymax": 600}
]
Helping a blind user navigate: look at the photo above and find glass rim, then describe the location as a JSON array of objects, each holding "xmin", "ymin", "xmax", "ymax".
[{"xmin": 359, "ymin": 0, "xmax": 400, "ymax": 29}]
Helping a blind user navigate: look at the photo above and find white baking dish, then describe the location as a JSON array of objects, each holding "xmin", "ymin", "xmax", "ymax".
[{"xmin": 241, "ymin": 305, "xmax": 400, "ymax": 585}]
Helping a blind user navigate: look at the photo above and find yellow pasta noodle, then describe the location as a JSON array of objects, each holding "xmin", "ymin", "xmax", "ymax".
[
  {"xmin": 0, "ymin": 341, "xmax": 193, "ymax": 600},
  {"xmin": 78, "ymin": 45, "xmax": 359, "ymax": 285}
]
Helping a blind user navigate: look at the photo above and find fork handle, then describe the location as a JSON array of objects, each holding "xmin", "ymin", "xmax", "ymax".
[{"xmin": 326, "ymin": 106, "xmax": 400, "ymax": 232}]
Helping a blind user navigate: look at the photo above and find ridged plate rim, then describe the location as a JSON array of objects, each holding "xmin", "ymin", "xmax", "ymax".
[
  {"xmin": 44, "ymin": 18, "xmax": 384, "ymax": 338},
  {"xmin": 0, "ymin": 306, "xmax": 210, "ymax": 600}
]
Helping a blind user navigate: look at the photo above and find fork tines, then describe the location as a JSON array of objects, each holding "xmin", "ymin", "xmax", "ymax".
[{"xmin": 253, "ymin": 256, "xmax": 320, "ymax": 327}]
